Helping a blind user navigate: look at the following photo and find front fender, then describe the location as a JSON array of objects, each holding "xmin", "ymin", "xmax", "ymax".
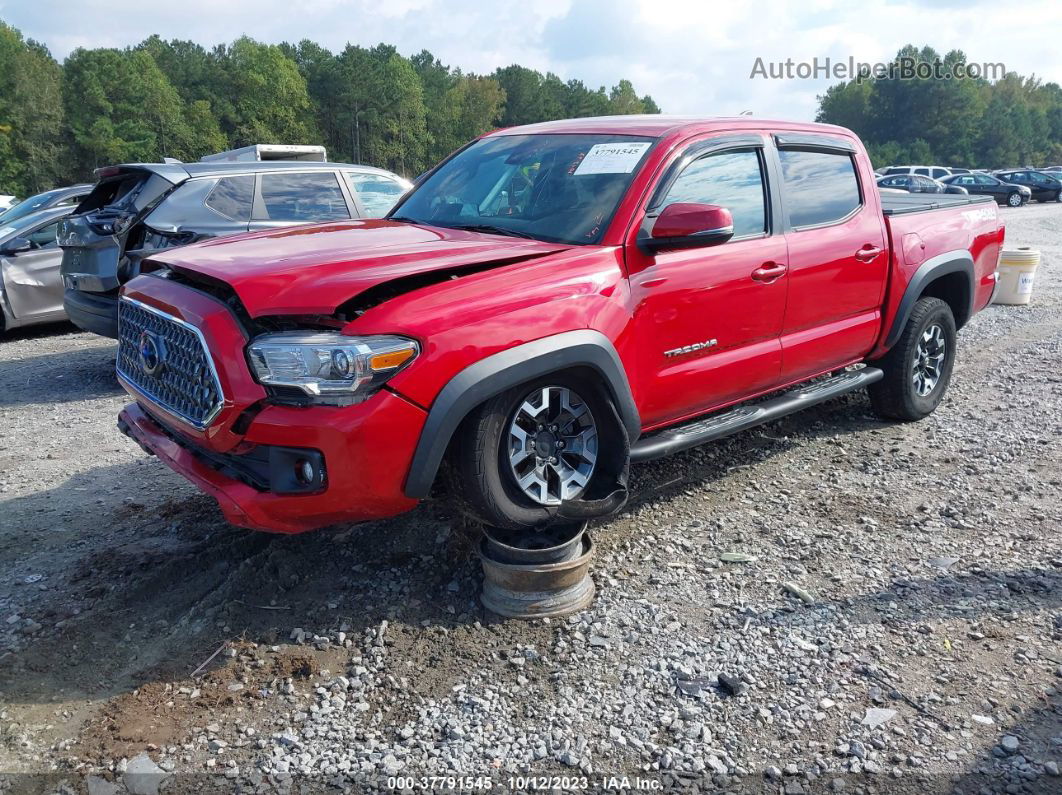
[{"xmin": 402, "ymin": 329, "xmax": 639, "ymax": 499}]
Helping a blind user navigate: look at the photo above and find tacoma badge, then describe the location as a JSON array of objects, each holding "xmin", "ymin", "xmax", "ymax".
[{"xmin": 664, "ymin": 338, "xmax": 718, "ymax": 358}]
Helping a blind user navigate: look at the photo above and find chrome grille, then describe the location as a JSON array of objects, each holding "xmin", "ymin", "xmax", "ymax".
[{"xmin": 117, "ymin": 297, "xmax": 224, "ymax": 428}]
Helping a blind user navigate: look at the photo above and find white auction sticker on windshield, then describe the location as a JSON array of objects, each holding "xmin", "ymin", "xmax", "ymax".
[{"xmin": 573, "ymin": 142, "xmax": 652, "ymax": 175}]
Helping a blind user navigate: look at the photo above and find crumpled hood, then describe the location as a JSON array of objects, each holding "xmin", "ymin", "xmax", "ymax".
[{"xmin": 149, "ymin": 219, "xmax": 571, "ymax": 317}]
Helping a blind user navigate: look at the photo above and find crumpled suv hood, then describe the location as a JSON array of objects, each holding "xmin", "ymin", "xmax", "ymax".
[{"xmin": 148, "ymin": 219, "xmax": 572, "ymax": 317}]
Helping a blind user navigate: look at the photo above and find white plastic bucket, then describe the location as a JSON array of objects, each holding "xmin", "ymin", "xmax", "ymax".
[{"xmin": 993, "ymin": 247, "xmax": 1041, "ymax": 306}]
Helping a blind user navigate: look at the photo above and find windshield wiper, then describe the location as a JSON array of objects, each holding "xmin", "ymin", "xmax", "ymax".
[{"xmin": 444, "ymin": 223, "xmax": 538, "ymax": 240}]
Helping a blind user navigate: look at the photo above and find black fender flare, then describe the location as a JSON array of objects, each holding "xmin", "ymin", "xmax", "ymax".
[
  {"xmin": 403, "ymin": 329, "xmax": 640, "ymax": 499},
  {"xmin": 883, "ymin": 250, "xmax": 974, "ymax": 350}
]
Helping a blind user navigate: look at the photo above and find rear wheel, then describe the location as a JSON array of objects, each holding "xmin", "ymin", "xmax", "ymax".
[
  {"xmin": 446, "ymin": 375, "xmax": 622, "ymax": 530},
  {"xmin": 869, "ymin": 297, "xmax": 957, "ymax": 421}
]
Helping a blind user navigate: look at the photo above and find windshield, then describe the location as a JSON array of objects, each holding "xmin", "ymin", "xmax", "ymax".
[
  {"xmin": 392, "ymin": 134, "xmax": 656, "ymax": 245},
  {"xmin": 0, "ymin": 191, "xmax": 62, "ymax": 225}
]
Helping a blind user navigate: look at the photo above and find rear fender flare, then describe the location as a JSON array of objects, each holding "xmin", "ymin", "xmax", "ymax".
[
  {"xmin": 884, "ymin": 250, "xmax": 974, "ymax": 350},
  {"xmin": 402, "ymin": 329, "xmax": 639, "ymax": 499}
]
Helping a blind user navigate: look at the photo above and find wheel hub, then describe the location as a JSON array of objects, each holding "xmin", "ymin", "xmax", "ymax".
[
  {"xmin": 507, "ymin": 386, "xmax": 598, "ymax": 506},
  {"xmin": 533, "ymin": 430, "xmax": 557, "ymax": 458}
]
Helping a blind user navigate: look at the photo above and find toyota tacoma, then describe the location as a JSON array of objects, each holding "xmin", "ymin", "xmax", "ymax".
[{"xmin": 115, "ymin": 117, "xmax": 1005, "ymax": 533}]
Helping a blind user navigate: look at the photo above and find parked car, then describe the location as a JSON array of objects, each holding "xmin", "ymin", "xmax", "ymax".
[
  {"xmin": 111, "ymin": 116, "xmax": 1004, "ymax": 534},
  {"xmin": 992, "ymin": 169, "xmax": 1062, "ymax": 202},
  {"xmin": 0, "ymin": 184, "xmax": 92, "ymax": 225},
  {"xmin": 876, "ymin": 174, "xmax": 968, "ymax": 195},
  {"xmin": 59, "ymin": 162, "xmax": 412, "ymax": 338},
  {"xmin": 0, "ymin": 206, "xmax": 76, "ymax": 334},
  {"xmin": 881, "ymin": 165, "xmax": 959, "ymax": 180},
  {"xmin": 940, "ymin": 173, "xmax": 1031, "ymax": 207},
  {"xmin": 0, "ymin": 195, "xmax": 16, "ymax": 211}
]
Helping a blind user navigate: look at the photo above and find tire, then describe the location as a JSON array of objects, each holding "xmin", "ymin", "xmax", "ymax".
[
  {"xmin": 869, "ymin": 297, "xmax": 957, "ymax": 422},
  {"xmin": 1007, "ymin": 192, "xmax": 1023, "ymax": 207},
  {"xmin": 445, "ymin": 374, "xmax": 623, "ymax": 530}
]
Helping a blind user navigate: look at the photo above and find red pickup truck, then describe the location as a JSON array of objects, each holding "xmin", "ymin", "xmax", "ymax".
[{"xmin": 115, "ymin": 117, "xmax": 1004, "ymax": 533}]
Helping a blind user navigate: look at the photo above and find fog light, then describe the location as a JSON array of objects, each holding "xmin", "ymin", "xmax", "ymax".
[{"xmin": 295, "ymin": 458, "xmax": 315, "ymax": 485}]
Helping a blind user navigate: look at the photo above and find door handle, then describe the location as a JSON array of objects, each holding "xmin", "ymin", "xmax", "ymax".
[
  {"xmin": 854, "ymin": 245, "xmax": 883, "ymax": 262},
  {"xmin": 751, "ymin": 261, "xmax": 787, "ymax": 282}
]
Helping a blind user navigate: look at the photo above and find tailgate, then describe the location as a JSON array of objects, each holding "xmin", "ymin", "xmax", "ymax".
[{"xmin": 58, "ymin": 166, "xmax": 183, "ymax": 293}]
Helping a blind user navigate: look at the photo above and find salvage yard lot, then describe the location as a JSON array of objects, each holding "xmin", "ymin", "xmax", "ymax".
[{"xmin": 1, "ymin": 205, "xmax": 1060, "ymax": 793}]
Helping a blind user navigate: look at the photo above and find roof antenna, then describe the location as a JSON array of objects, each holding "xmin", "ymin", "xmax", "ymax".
[{"xmin": 739, "ymin": 110, "xmax": 753, "ymax": 116}]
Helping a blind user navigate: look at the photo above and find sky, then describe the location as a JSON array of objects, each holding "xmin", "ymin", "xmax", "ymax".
[{"xmin": 3, "ymin": 0, "xmax": 1061, "ymax": 120}]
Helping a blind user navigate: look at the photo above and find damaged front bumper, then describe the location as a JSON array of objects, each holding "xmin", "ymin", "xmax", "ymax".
[{"xmin": 118, "ymin": 392, "xmax": 428, "ymax": 534}]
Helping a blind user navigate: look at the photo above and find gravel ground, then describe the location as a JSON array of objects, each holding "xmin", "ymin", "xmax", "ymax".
[{"xmin": 0, "ymin": 203, "xmax": 1060, "ymax": 794}]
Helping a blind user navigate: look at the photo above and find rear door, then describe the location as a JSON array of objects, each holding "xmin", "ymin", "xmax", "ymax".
[
  {"xmin": 248, "ymin": 170, "xmax": 354, "ymax": 231},
  {"xmin": 773, "ymin": 134, "xmax": 888, "ymax": 382},
  {"xmin": 978, "ymin": 174, "xmax": 1009, "ymax": 201},
  {"xmin": 626, "ymin": 133, "xmax": 788, "ymax": 427}
]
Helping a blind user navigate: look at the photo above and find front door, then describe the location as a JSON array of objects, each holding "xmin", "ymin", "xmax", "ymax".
[
  {"xmin": 627, "ymin": 137, "xmax": 788, "ymax": 429},
  {"xmin": 1, "ymin": 218, "xmax": 65, "ymax": 320}
]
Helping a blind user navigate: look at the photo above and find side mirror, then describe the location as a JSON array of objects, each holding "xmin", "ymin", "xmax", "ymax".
[
  {"xmin": 0, "ymin": 237, "xmax": 32, "ymax": 256},
  {"xmin": 645, "ymin": 203, "xmax": 734, "ymax": 251}
]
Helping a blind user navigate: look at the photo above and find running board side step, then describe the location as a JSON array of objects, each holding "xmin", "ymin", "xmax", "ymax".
[{"xmin": 630, "ymin": 367, "xmax": 883, "ymax": 462}]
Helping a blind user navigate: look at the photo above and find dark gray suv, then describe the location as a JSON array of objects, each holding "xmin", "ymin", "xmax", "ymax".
[{"xmin": 59, "ymin": 161, "xmax": 411, "ymax": 338}]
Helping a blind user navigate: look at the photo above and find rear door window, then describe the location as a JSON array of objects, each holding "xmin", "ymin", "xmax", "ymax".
[
  {"xmin": 777, "ymin": 149, "xmax": 862, "ymax": 228},
  {"xmin": 345, "ymin": 172, "xmax": 408, "ymax": 218},
  {"xmin": 257, "ymin": 172, "xmax": 350, "ymax": 222},
  {"xmin": 658, "ymin": 149, "xmax": 767, "ymax": 238},
  {"xmin": 205, "ymin": 176, "xmax": 254, "ymax": 222}
]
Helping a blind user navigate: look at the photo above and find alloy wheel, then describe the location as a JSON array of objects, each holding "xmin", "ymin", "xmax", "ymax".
[
  {"xmin": 507, "ymin": 385, "xmax": 598, "ymax": 505},
  {"xmin": 912, "ymin": 323, "xmax": 947, "ymax": 397}
]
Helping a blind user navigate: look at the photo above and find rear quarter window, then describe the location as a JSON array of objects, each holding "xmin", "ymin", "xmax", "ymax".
[
  {"xmin": 778, "ymin": 149, "xmax": 862, "ymax": 228},
  {"xmin": 205, "ymin": 176, "xmax": 254, "ymax": 222}
]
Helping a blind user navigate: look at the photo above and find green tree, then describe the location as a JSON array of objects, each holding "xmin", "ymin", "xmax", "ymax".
[
  {"xmin": 217, "ymin": 37, "xmax": 319, "ymax": 147},
  {"xmin": 0, "ymin": 21, "xmax": 660, "ymax": 193},
  {"xmin": 0, "ymin": 23, "xmax": 65, "ymax": 195},
  {"xmin": 411, "ymin": 50, "xmax": 460, "ymax": 164},
  {"xmin": 607, "ymin": 80, "xmax": 645, "ymax": 115},
  {"xmin": 448, "ymin": 74, "xmax": 506, "ymax": 146},
  {"xmin": 63, "ymin": 47, "xmax": 193, "ymax": 173},
  {"xmin": 288, "ymin": 39, "xmax": 346, "ymax": 159}
]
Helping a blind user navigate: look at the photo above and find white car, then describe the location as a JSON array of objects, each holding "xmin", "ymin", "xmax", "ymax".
[
  {"xmin": 880, "ymin": 165, "xmax": 971, "ymax": 180},
  {"xmin": 0, "ymin": 195, "xmax": 17, "ymax": 211}
]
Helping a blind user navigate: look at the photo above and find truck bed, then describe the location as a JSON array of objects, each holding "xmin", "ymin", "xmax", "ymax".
[{"xmin": 879, "ymin": 192, "xmax": 995, "ymax": 216}]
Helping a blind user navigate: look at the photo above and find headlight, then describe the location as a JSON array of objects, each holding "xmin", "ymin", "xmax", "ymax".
[{"xmin": 248, "ymin": 332, "xmax": 418, "ymax": 405}]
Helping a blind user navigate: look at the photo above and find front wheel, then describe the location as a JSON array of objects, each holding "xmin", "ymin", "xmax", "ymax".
[
  {"xmin": 446, "ymin": 375, "xmax": 623, "ymax": 530},
  {"xmin": 1007, "ymin": 192, "xmax": 1023, "ymax": 207},
  {"xmin": 869, "ymin": 297, "xmax": 957, "ymax": 422}
]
